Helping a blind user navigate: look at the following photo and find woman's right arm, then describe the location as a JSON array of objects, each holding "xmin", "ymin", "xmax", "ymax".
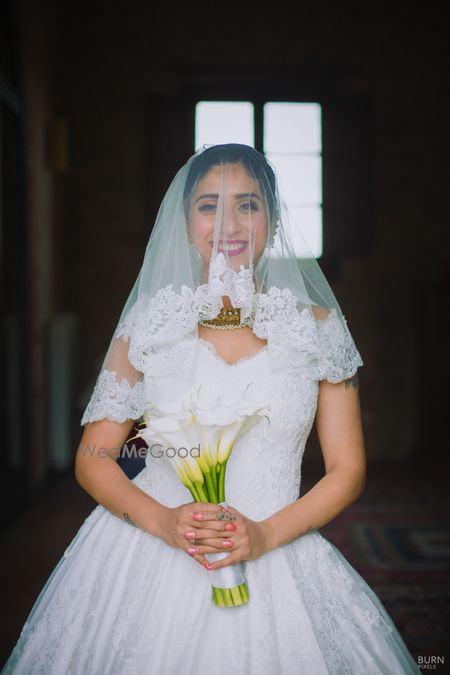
[
  {"xmin": 74, "ymin": 419, "xmax": 168, "ymax": 538},
  {"xmin": 75, "ymin": 419, "xmax": 231, "ymax": 568}
]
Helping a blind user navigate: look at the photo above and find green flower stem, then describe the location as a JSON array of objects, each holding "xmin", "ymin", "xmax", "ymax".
[
  {"xmin": 213, "ymin": 588, "xmax": 226, "ymax": 607},
  {"xmin": 204, "ymin": 469, "xmax": 218, "ymax": 503},
  {"xmin": 229, "ymin": 585, "xmax": 242, "ymax": 605},
  {"xmin": 241, "ymin": 583, "xmax": 250, "ymax": 603},
  {"xmin": 189, "ymin": 483, "xmax": 201, "ymax": 502},
  {"xmin": 212, "ymin": 583, "xmax": 250, "ymax": 607},
  {"xmin": 223, "ymin": 588, "xmax": 232, "ymax": 605},
  {"xmin": 195, "ymin": 481, "xmax": 209, "ymax": 503},
  {"xmin": 218, "ymin": 461, "xmax": 227, "ymax": 502}
]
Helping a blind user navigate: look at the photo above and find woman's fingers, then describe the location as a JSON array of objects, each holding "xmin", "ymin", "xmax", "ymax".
[
  {"xmin": 184, "ymin": 536, "xmax": 236, "ymax": 570},
  {"xmin": 185, "ymin": 539, "xmax": 229, "ymax": 570},
  {"xmin": 189, "ymin": 539, "xmax": 234, "ymax": 553},
  {"xmin": 191, "ymin": 507, "xmax": 238, "ymax": 523},
  {"xmin": 192, "ymin": 553, "xmax": 215, "ymax": 569},
  {"xmin": 180, "ymin": 503, "xmax": 244, "ymax": 569},
  {"xmin": 205, "ymin": 551, "xmax": 240, "ymax": 570},
  {"xmin": 188, "ymin": 510, "xmax": 238, "ymax": 537},
  {"xmin": 190, "ymin": 503, "xmax": 226, "ymax": 519},
  {"xmin": 182, "ymin": 505, "xmax": 264, "ymax": 570},
  {"xmin": 183, "ymin": 526, "xmax": 236, "ymax": 541},
  {"xmin": 189, "ymin": 548, "xmax": 233, "ymax": 570}
]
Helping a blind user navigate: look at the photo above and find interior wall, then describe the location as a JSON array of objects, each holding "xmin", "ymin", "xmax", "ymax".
[
  {"xmin": 12, "ymin": 0, "xmax": 64, "ymax": 492},
  {"xmin": 13, "ymin": 0, "xmax": 449, "ymax": 474}
]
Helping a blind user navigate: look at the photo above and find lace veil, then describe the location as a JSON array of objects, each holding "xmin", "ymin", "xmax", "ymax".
[{"xmin": 80, "ymin": 143, "xmax": 363, "ymax": 426}]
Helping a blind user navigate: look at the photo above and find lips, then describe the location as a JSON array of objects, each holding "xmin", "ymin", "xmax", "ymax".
[{"xmin": 210, "ymin": 240, "xmax": 248, "ymax": 256}]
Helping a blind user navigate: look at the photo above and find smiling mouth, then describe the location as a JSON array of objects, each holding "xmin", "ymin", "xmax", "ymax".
[{"xmin": 210, "ymin": 240, "xmax": 248, "ymax": 256}]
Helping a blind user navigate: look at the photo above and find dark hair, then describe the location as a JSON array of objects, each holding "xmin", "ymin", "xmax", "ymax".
[{"xmin": 183, "ymin": 143, "xmax": 278, "ymax": 223}]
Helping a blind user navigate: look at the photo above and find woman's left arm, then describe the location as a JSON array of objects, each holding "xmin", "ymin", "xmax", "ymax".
[
  {"xmin": 262, "ymin": 373, "xmax": 366, "ymax": 552},
  {"xmin": 203, "ymin": 374, "xmax": 366, "ymax": 570}
]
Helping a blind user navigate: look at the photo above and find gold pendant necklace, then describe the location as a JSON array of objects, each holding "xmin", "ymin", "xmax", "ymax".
[{"xmin": 198, "ymin": 306, "xmax": 253, "ymax": 331}]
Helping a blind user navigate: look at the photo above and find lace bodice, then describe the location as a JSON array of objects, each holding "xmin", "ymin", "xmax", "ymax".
[{"xmin": 122, "ymin": 335, "xmax": 319, "ymax": 520}]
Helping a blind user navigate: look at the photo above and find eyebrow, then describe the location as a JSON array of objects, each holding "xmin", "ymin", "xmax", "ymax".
[{"xmin": 194, "ymin": 192, "xmax": 262, "ymax": 204}]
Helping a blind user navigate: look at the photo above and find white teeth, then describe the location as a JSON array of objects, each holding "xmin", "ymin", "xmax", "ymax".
[{"xmin": 219, "ymin": 242, "xmax": 246, "ymax": 250}]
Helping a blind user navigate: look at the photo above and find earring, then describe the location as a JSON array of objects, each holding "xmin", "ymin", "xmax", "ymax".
[
  {"xmin": 267, "ymin": 220, "xmax": 279, "ymax": 248},
  {"xmin": 189, "ymin": 240, "xmax": 201, "ymax": 258}
]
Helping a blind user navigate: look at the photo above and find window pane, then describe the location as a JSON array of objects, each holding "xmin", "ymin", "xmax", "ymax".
[
  {"xmin": 264, "ymin": 103, "xmax": 321, "ymax": 154},
  {"xmin": 271, "ymin": 205, "xmax": 323, "ymax": 258},
  {"xmin": 266, "ymin": 154, "xmax": 322, "ymax": 205},
  {"xmin": 264, "ymin": 102, "xmax": 322, "ymax": 258},
  {"xmin": 195, "ymin": 101, "xmax": 254, "ymax": 150}
]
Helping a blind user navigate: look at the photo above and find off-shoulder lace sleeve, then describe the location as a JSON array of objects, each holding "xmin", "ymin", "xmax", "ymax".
[
  {"xmin": 80, "ymin": 333, "xmax": 146, "ymax": 425},
  {"xmin": 314, "ymin": 309, "xmax": 364, "ymax": 383},
  {"xmin": 252, "ymin": 288, "xmax": 363, "ymax": 383}
]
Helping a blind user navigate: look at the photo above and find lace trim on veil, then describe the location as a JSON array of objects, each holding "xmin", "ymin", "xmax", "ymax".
[{"xmin": 115, "ymin": 283, "xmax": 363, "ymax": 381}]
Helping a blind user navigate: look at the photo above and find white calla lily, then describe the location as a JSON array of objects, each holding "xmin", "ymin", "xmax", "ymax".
[{"xmin": 142, "ymin": 413, "xmax": 205, "ymax": 492}]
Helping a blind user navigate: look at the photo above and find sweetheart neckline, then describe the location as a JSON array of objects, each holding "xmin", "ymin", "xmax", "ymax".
[{"xmin": 194, "ymin": 336, "xmax": 269, "ymax": 367}]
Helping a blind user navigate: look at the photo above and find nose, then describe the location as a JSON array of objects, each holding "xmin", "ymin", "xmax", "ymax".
[{"xmin": 222, "ymin": 206, "xmax": 241, "ymax": 238}]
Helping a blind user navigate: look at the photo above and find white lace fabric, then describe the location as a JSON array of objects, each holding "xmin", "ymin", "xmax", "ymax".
[
  {"xmin": 80, "ymin": 284, "xmax": 363, "ymax": 426},
  {"xmin": 80, "ymin": 371, "xmax": 146, "ymax": 425}
]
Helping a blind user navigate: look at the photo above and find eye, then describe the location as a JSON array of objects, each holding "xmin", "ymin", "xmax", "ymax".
[
  {"xmin": 198, "ymin": 202, "xmax": 217, "ymax": 213},
  {"xmin": 238, "ymin": 200, "xmax": 259, "ymax": 212}
]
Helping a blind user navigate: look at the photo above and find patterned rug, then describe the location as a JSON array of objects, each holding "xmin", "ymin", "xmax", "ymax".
[{"xmin": 320, "ymin": 503, "xmax": 450, "ymax": 663}]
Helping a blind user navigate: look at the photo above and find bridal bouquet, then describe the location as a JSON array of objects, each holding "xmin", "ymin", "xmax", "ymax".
[{"xmin": 133, "ymin": 384, "xmax": 270, "ymax": 608}]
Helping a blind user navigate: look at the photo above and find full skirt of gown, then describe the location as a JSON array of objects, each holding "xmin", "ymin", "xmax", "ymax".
[
  {"xmin": 1, "ymin": 470, "xmax": 421, "ymax": 675},
  {"xmin": 1, "ymin": 338, "xmax": 421, "ymax": 674}
]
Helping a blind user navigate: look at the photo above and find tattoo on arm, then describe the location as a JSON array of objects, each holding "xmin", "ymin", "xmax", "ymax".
[
  {"xmin": 123, "ymin": 512, "xmax": 137, "ymax": 527},
  {"xmin": 344, "ymin": 373, "xmax": 359, "ymax": 390}
]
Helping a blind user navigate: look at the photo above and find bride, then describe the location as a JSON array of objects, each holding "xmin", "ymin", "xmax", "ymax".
[{"xmin": 1, "ymin": 144, "xmax": 420, "ymax": 674}]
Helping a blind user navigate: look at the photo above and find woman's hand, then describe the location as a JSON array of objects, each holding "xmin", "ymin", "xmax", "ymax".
[
  {"xmin": 179, "ymin": 503, "xmax": 271, "ymax": 571},
  {"xmin": 156, "ymin": 501, "xmax": 230, "ymax": 569},
  {"xmin": 156, "ymin": 502, "xmax": 271, "ymax": 570}
]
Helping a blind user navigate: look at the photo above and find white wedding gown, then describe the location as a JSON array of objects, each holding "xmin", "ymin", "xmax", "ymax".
[{"xmin": 2, "ymin": 335, "xmax": 420, "ymax": 674}]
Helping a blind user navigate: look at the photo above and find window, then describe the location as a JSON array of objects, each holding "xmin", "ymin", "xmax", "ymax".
[
  {"xmin": 194, "ymin": 101, "xmax": 323, "ymax": 258},
  {"xmin": 195, "ymin": 101, "xmax": 254, "ymax": 148}
]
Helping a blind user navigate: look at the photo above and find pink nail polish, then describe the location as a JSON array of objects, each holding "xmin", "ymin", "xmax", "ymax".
[
  {"xmin": 188, "ymin": 547, "xmax": 198, "ymax": 555},
  {"xmin": 184, "ymin": 530, "xmax": 195, "ymax": 539},
  {"xmin": 193, "ymin": 513, "xmax": 203, "ymax": 521},
  {"xmin": 225, "ymin": 523, "xmax": 236, "ymax": 531},
  {"xmin": 222, "ymin": 540, "xmax": 232, "ymax": 547},
  {"xmin": 203, "ymin": 562, "xmax": 213, "ymax": 570}
]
